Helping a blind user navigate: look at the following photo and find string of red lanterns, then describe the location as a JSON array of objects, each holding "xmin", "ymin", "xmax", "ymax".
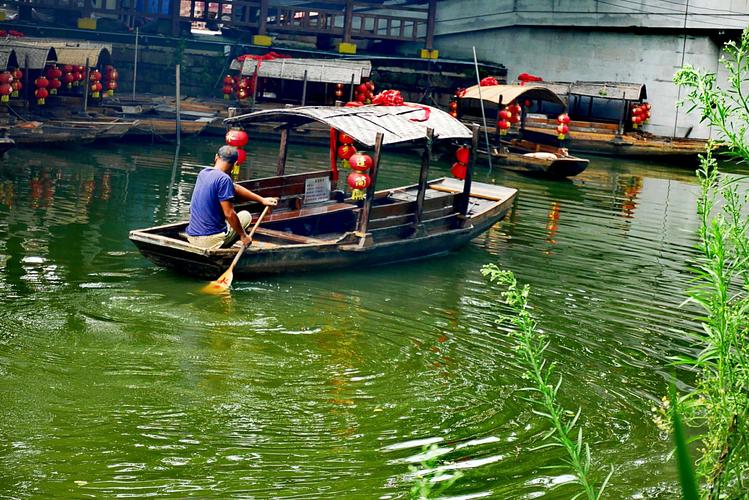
[
  {"xmin": 631, "ymin": 102, "xmax": 651, "ymax": 128},
  {"xmin": 451, "ymin": 146, "xmax": 470, "ymax": 180},
  {"xmin": 0, "ymin": 71, "xmax": 12, "ymax": 103},
  {"xmin": 347, "ymin": 152, "xmax": 373, "ymax": 200},
  {"xmin": 556, "ymin": 113, "xmax": 570, "ymax": 140}
]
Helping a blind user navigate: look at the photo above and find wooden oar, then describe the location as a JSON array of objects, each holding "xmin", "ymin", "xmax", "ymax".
[{"xmin": 202, "ymin": 206, "xmax": 270, "ymax": 294}]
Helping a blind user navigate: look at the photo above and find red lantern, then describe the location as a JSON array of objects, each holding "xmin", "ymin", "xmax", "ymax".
[
  {"xmin": 451, "ymin": 162, "xmax": 467, "ymax": 180},
  {"xmin": 35, "ymin": 77, "xmax": 49, "ymax": 89},
  {"xmin": 497, "ymin": 119, "xmax": 510, "ymax": 135},
  {"xmin": 348, "ymin": 153, "xmax": 373, "ymax": 172},
  {"xmin": 449, "ymin": 111, "xmax": 458, "ymax": 118},
  {"xmin": 347, "ymin": 172, "xmax": 370, "ymax": 200},
  {"xmin": 0, "ymin": 72, "xmax": 12, "ymax": 85},
  {"xmin": 226, "ymin": 129, "xmax": 249, "ymax": 147},
  {"xmin": 73, "ymin": 71, "xmax": 83, "ymax": 86},
  {"xmin": 356, "ymin": 83, "xmax": 368, "ymax": 94},
  {"xmin": 35, "ymin": 87, "xmax": 48, "ymax": 105},
  {"xmin": 46, "ymin": 65, "xmax": 62, "ymax": 80},
  {"xmin": 11, "ymin": 80, "xmax": 22, "ymax": 98},
  {"xmin": 105, "ymin": 80, "xmax": 118, "ymax": 97},
  {"xmin": 237, "ymin": 88, "xmax": 249, "ymax": 100},
  {"xmin": 455, "ymin": 146, "xmax": 470, "ymax": 164},
  {"xmin": 222, "ymin": 85, "xmax": 233, "ymax": 100},
  {"xmin": 337, "ymin": 144, "xmax": 357, "ymax": 160},
  {"xmin": 63, "ymin": 64, "xmax": 73, "ymax": 73},
  {"xmin": 366, "ymin": 81, "xmax": 375, "ymax": 91},
  {"xmin": 338, "ymin": 132, "xmax": 354, "ymax": 144},
  {"xmin": 0, "ymin": 83, "xmax": 11, "ymax": 103},
  {"xmin": 11, "ymin": 68, "xmax": 22, "ymax": 81},
  {"xmin": 355, "ymin": 93, "xmax": 366, "ymax": 103},
  {"xmin": 90, "ymin": 81, "xmax": 103, "ymax": 98},
  {"xmin": 49, "ymin": 78, "xmax": 62, "ymax": 95},
  {"xmin": 448, "ymin": 101, "xmax": 458, "ymax": 111},
  {"xmin": 335, "ymin": 83, "xmax": 344, "ymax": 90},
  {"xmin": 223, "ymin": 75, "xmax": 233, "ymax": 86},
  {"xmin": 334, "ymin": 89, "xmax": 343, "ymax": 98},
  {"xmin": 498, "ymin": 109, "xmax": 512, "ymax": 121},
  {"xmin": 557, "ymin": 113, "xmax": 570, "ymax": 125},
  {"xmin": 63, "ymin": 73, "xmax": 75, "ymax": 89},
  {"xmin": 106, "ymin": 67, "xmax": 119, "ymax": 81},
  {"xmin": 89, "ymin": 69, "xmax": 102, "ymax": 83},
  {"xmin": 235, "ymin": 148, "xmax": 247, "ymax": 166}
]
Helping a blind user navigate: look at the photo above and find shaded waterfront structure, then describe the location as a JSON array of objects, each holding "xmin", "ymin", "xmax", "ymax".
[{"xmin": 0, "ymin": 0, "xmax": 439, "ymax": 56}]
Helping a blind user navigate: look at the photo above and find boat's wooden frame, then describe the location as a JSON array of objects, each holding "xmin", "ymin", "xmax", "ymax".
[{"xmin": 129, "ymin": 105, "xmax": 518, "ymax": 279}]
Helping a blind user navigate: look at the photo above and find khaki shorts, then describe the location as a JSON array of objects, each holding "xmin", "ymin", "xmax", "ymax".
[{"xmin": 187, "ymin": 210, "xmax": 252, "ymax": 249}]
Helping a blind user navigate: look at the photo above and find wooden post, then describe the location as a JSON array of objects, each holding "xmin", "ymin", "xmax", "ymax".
[
  {"xmin": 250, "ymin": 65, "xmax": 259, "ymax": 111},
  {"xmin": 276, "ymin": 128, "xmax": 289, "ymax": 176},
  {"xmin": 414, "ymin": 127, "xmax": 433, "ymax": 225},
  {"xmin": 301, "ymin": 69, "xmax": 308, "ymax": 105},
  {"xmin": 83, "ymin": 58, "xmax": 90, "ymax": 113},
  {"xmin": 175, "ymin": 64, "xmax": 181, "ymax": 144},
  {"xmin": 23, "ymin": 55, "xmax": 29, "ymax": 110},
  {"xmin": 618, "ymin": 91, "xmax": 627, "ymax": 135},
  {"xmin": 425, "ymin": 0, "xmax": 436, "ymax": 50},
  {"xmin": 170, "ymin": 0, "xmax": 180, "ymax": 36},
  {"xmin": 343, "ymin": 0, "xmax": 354, "ymax": 44},
  {"xmin": 349, "ymin": 73, "xmax": 355, "ymax": 102},
  {"xmin": 356, "ymin": 132, "xmax": 384, "ymax": 237},
  {"xmin": 459, "ymin": 124, "xmax": 479, "ymax": 218},
  {"xmin": 132, "ymin": 27, "xmax": 139, "ymax": 101},
  {"xmin": 258, "ymin": 0, "xmax": 268, "ymax": 35}
]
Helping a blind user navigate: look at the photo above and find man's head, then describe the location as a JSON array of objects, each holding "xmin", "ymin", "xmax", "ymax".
[{"xmin": 215, "ymin": 145, "xmax": 239, "ymax": 172}]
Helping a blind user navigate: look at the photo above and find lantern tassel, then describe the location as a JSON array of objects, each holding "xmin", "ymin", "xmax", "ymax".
[{"xmin": 351, "ymin": 189, "xmax": 366, "ymax": 201}]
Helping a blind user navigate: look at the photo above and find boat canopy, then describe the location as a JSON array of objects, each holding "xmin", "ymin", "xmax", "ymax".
[
  {"xmin": 236, "ymin": 58, "xmax": 372, "ymax": 85},
  {"xmin": 4, "ymin": 41, "xmax": 57, "ymax": 70},
  {"xmin": 4, "ymin": 40, "xmax": 113, "ymax": 69},
  {"xmin": 0, "ymin": 47, "xmax": 19, "ymax": 71},
  {"xmin": 461, "ymin": 84, "xmax": 564, "ymax": 107},
  {"xmin": 224, "ymin": 105, "xmax": 473, "ymax": 147},
  {"xmin": 528, "ymin": 81, "xmax": 647, "ymax": 101}
]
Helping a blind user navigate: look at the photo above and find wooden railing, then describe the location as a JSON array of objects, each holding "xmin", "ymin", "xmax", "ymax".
[{"xmin": 2, "ymin": 0, "xmax": 433, "ymax": 44}]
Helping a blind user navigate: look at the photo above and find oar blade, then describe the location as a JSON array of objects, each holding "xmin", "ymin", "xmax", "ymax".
[{"xmin": 201, "ymin": 270, "xmax": 233, "ymax": 294}]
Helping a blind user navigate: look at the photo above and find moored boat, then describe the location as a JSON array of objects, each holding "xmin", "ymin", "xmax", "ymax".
[
  {"xmin": 459, "ymin": 84, "xmax": 590, "ymax": 178},
  {"xmin": 0, "ymin": 137, "xmax": 14, "ymax": 156},
  {"xmin": 129, "ymin": 104, "xmax": 518, "ymax": 280}
]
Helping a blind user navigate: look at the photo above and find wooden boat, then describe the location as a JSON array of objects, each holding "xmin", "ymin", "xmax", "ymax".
[
  {"xmin": 522, "ymin": 81, "xmax": 710, "ymax": 161},
  {"xmin": 126, "ymin": 118, "xmax": 209, "ymax": 138},
  {"xmin": 8, "ymin": 121, "xmax": 99, "ymax": 144},
  {"xmin": 0, "ymin": 137, "xmax": 14, "ymax": 156},
  {"xmin": 47, "ymin": 118, "xmax": 139, "ymax": 141},
  {"xmin": 129, "ymin": 105, "xmax": 518, "ymax": 280},
  {"xmin": 459, "ymin": 84, "xmax": 589, "ymax": 177}
]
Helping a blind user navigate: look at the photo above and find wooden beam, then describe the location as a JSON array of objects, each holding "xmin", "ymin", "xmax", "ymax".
[
  {"xmin": 343, "ymin": 0, "xmax": 354, "ymax": 43},
  {"xmin": 258, "ymin": 0, "xmax": 269, "ymax": 35},
  {"xmin": 276, "ymin": 127, "xmax": 289, "ymax": 176},
  {"xmin": 459, "ymin": 124, "xmax": 479, "ymax": 218},
  {"xmin": 414, "ymin": 127, "xmax": 433, "ymax": 225},
  {"xmin": 356, "ymin": 132, "xmax": 384, "ymax": 236}
]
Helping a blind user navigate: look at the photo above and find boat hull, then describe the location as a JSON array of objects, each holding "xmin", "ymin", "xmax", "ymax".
[
  {"xmin": 129, "ymin": 179, "xmax": 517, "ymax": 280},
  {"xmin": 491, "ymin": 150, "xmax": 589, "ymax": 178},
  {"xmin": 0, "ymin": 138, "xmax": 14, "ymax": 156}
]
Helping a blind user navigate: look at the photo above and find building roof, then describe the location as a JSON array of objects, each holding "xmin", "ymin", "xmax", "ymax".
[{"xmin": 225, "ymin": 104, "xmax": 472, "ymax": 146}]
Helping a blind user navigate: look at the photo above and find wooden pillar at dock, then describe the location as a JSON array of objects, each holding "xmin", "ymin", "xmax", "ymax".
[
  {"xmin": 414, "ymin": 127, "xmax": 434, "ymax": 226},
  {"xmin": 343, "ymin": 0, "xmax": 354, "ymax": 45},
  {"xmin": 301, "ymin": 70, "xmax": 308, "ymax": 105},
  {"xmin": 258, "ymin": 0, "xmax": 269, "ymax": 35},
  {"xmin": 276, "ymin": 128, "xmax": 289, "ymax": 176},
  {"xmin": 82, "ymin": 58, "xmax": 90, "ymax": 114},
  {"xmin": 356, "ymin": 132, "xmax": 384, "ymax": 240},
  {"xmin": 425, "ymin": 0, "xmax": 436, "ymax": 50},
  {"xmin": 169, "ymin": 0, "xmax": 181, "ymax": 36},
  {"xmin": 458, "ymin": 124, "xmax": 479, "ymax": 219}
]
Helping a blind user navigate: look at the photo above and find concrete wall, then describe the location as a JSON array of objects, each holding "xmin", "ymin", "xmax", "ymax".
[{"xmin": 434, "ymin": 0, "xmax": 749, "ymax": 35}]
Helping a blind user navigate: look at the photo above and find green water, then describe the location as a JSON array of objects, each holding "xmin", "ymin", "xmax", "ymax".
[{"xmin": 0, "ymin": 137, "xmax": 746, "ymax": 498}]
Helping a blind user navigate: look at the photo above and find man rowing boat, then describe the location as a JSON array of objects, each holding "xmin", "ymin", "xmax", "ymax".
[{"xmin": 186, "ymin": 145, "xmax": 277, "ymax": 249}]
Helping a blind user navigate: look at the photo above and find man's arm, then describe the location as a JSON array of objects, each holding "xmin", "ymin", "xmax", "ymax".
[
  {"xmin": 221, "ymin": 200, "xmax": 252, "ymax": 246},
  {"xmin": 234, "ymin": 183, "xmax": 278, "ymax": 206}
]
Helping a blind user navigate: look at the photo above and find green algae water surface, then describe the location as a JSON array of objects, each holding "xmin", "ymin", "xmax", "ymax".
[{"xmin": 0, "ymin": 137, "xmax": 746, "ymax": 498}]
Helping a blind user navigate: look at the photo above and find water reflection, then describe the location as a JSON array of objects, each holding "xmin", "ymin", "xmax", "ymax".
[{"xmin": 0, "ymin": 139, "xmax": 748, "ymax": 498}]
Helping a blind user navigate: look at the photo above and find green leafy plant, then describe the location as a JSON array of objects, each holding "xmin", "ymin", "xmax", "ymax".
[
  {"xmin": 408, "ymin": 444, "xmax": 463, "ymax": 499},
  {"xmin": 481, "ymin": 265, "xmax": 613, "ymax": 500},
  {"xmin": 669, "ymin": 26, "xmax": 749, "ymax": 498}
]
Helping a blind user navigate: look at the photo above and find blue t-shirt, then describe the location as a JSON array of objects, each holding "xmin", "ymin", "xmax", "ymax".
[{"xmin": 186, "ymin": 168, "xmax": 235, "ymax": 236}]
